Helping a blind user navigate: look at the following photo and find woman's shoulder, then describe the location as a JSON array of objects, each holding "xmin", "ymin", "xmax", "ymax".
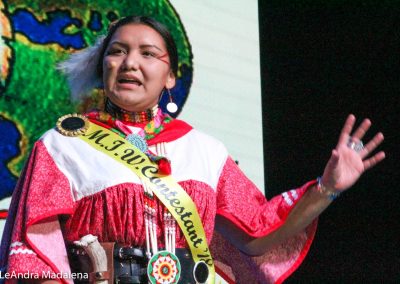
[
  {"xmin": 38, "ymin": 113, "xmax": 90, "ymax": 152},
  {"xmin": 171, "ymin": 119, "xmax": 229, "ymax": 163}
]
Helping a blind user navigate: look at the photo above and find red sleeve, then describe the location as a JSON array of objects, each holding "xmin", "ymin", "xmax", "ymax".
[
  {"xmin": 0, "ymin": 140, "xmax": 74, "ymax": 284},
  {"xmin": 212, "ymin": 157, "xmax": 317, "ymax": 283}
]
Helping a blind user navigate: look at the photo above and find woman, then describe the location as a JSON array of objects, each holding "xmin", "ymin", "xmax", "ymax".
[{"xmin": 0, "ymin": 16, "xmax": 385, "ymax": 284}]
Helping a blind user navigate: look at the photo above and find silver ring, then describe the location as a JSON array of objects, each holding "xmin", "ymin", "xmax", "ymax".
[{"xmin": 347, "ymin": 138, "xmax": 364, "ymax": 153}]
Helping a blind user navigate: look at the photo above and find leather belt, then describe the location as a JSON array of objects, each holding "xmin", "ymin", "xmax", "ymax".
[{"xmin": 68, "ymin": 244, "xmax": 206, "ymax": 283}]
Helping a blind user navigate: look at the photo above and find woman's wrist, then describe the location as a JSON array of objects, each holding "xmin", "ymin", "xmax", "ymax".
[{"xmin": 315, "ymin": 177, "xmax": 341, "ymax": 201}]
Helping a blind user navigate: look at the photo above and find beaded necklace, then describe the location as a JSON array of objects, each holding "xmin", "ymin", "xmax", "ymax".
[
  {"xmin": 104, "ymin": 97, "xmax": 158, "ymax": 124},
  {"xmin": 88, "ymin": 103, "xmax": 171, "ymax": 139}
]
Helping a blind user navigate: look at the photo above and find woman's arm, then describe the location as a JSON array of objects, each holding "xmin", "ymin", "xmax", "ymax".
[
  {"xmin": 216, "ymin": 184, "xmax": 330, "ymax": 255},
  {"xmin": 217, "ymin": 115, "xmax": 385, "ymax": 256}
]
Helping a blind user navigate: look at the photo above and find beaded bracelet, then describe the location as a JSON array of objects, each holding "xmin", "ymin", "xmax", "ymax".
[{"xmin": 316, "ymin": 177, "xmax": 341, "ymax": 201}]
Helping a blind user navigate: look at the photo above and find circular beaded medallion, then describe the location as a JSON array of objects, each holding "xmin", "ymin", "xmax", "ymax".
[{"xmin": 147, "ymin": 251, "xmax": 181, "ymax": 284}]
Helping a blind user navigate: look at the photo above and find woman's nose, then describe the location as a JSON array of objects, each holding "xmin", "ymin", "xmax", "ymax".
[{"xmin": 122, "ymin": 52, "xmax": 140, "ymax": 71}]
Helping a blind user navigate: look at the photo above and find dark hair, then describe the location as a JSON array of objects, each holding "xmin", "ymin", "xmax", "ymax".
[{"xmin": 97, "ymin": 16, "xmax": 179, "ymax": 78}]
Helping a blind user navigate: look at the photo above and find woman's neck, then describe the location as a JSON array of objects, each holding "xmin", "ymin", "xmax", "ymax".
[{"xmin": 104, "ymin": 98, "xmax": 158, "ymax": 124}]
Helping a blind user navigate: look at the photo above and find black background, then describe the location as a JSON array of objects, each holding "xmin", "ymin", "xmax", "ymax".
[{"xmin": 259, "ymin": 1, "xmax": 399, "ymax": 282}]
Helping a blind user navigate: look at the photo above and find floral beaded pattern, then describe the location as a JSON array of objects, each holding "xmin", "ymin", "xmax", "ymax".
[{"xmin": 144, "ymin": 116, "xmax": 172, "ymax": 140}]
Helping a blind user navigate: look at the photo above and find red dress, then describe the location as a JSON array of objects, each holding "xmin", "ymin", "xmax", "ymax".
[{"xmin": 0, "ymin": 118, "xmax": 317, "ymax": 284}]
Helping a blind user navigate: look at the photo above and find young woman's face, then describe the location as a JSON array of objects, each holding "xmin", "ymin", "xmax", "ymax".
[{"xmin": 103, "ymin": 23, "xmax": 175, "ymax": 111}]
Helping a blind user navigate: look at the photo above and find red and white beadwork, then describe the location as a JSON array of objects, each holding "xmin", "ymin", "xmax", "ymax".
[{"xmin": 147, "ymin": 251, "xmax": 181, "ymax": 284}]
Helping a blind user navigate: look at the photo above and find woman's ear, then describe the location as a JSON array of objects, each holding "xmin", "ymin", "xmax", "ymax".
[{"xmin": 165, "ymin": 71, "xmax": 176, "ymax": 89}]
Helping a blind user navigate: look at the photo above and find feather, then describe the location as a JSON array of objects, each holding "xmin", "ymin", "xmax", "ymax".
[{"xmin": 57, "ymin": 36, "xmax": 105, "ymax": 102}]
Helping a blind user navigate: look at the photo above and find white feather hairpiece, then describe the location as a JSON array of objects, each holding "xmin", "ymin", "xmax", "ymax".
[{"xmin": 57, "ymin": 35, "xmax": 105, "ymax": 102}]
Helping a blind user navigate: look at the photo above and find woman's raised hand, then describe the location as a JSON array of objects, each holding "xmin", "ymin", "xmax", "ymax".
[{"xmin": 321, "ymin": 114, "xmax": 385, "ymax": 192}]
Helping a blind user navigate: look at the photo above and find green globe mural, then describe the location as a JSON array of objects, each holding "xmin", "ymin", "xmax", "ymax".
[{"xmin": 0, "ymin": 0, "xmax": 193, "ymax": 216}]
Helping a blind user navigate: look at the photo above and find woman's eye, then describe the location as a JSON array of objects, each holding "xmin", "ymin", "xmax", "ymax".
[
  {"xmin": 106, "ymin": 49, "xmax": 125, "ymax": 55},
  {"xmin": 142, "ymin": 51, "xmax": 156, "ymax": 57}
]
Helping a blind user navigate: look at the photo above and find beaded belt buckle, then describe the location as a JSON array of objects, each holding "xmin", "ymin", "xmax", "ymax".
[{"xmin": 147, "ymin": 251, "xmax": 181, "ymax": 284}]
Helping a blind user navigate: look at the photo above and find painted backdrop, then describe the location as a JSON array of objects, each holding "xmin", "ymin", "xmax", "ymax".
[{"xmin": 0, "ymin": 0, "xmax": 193, "ymax": 233}]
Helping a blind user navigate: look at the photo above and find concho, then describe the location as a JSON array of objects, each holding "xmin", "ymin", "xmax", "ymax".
[{"xmin": 56, "ymin": 114, "xmax": 89, "ymax": 137}]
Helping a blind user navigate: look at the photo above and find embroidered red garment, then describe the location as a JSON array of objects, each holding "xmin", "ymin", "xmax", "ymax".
[{"xmin": 0, "ymin": 117, "xmax": 317, "ymax": 284}]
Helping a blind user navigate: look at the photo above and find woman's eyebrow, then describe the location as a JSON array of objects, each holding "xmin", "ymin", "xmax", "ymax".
[
  {"xmin": 139, "ymin": 44, "xmax": 163, "ymax": 51},
  {"xmin": 108, "ymin": 41, "xmax": 128, "ymax": 48},
  {"xmin": 107, "ymin": 42, "xmax": 165, "ymax": 54}
]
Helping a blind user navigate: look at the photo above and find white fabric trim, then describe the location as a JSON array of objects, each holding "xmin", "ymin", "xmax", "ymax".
[
  {"xmin": 290, "ymin": 189, "xmax": 299, "ymax": 200},
  {"xmin": 9, "ymin": 248, "xmax": 36, "ymax": 256},
  {"xmin": 282, "ymin": 192, "xmax": 293, "ymax": 206},
  {"xmin": 42, "ymin": 127, "xmax": 228, "ymax": 201},
  {"xmin": 9, "ymin": 242, "xmax": 36, "ymax": 255},
  {"xmin": 10, "ymin": 241, "xmax": 23, "ymax": 248}
]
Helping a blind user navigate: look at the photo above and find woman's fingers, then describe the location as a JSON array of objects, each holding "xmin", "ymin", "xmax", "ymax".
[
  {"xmin": 351, "ymin": 118, "xmax": 371, "ymax": 141},
  {"xmin": 337, "ymin": 114, "xmax": 356, "ymax": 146},
  {"xmin": 359, "ymin": 132, "xmax": 384, "ymax": 159},
  {"xmin": 363, "ymin": 151, "xmax": 386, "ymax": 171}
]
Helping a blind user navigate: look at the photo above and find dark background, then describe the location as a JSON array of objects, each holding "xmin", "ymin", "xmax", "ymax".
[{"xmin": 258, "ymin": 1, "xmax": 399, "ymax": 283}]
